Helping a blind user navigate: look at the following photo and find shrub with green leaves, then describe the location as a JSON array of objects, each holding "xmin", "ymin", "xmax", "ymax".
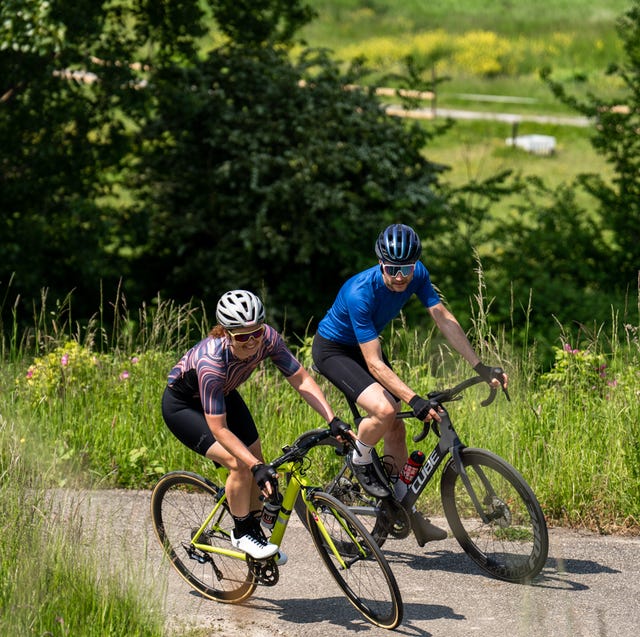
[
  {"xmin": 540, "ymin": 343, "xmax": 609, "ymax": 394},
  {"xmin": 18, "ymin": 341, "xmax": 109, "ymax": 405}
]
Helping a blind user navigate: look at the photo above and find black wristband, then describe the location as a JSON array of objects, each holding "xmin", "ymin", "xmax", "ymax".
[{"xmin": 473, "ymin": 362, "xmax": 493, "ymax": 383}]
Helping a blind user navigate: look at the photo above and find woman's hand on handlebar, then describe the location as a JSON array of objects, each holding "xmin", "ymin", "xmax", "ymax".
[
  {"xmin": 329, "ymin": 416, "xmax": 357, "ymax": 445},
  {"xmin": 251, "ymin": 463, "xmax": 279, "ymax": 499}
]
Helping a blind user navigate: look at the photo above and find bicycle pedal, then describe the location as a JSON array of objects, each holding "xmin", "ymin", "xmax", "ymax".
[{"xmin": 377, "ymin": 500, "xmax": 411, "ymax": 539}]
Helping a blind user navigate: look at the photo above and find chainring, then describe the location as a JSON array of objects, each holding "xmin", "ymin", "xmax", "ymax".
[
  {"xmin": 247, "ymin": 556, "xmax": 279, "ymax": 586},
  {"xmin": 375, "ymin": 498, "xmax": 412, "ymax": 539}
]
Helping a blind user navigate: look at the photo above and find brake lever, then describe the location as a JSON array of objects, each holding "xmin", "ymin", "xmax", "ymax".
[
  {"xmin": 480, "ymin": 382, "xmax": 510, "ymax": 407},
  {"xmin": 480, "ymin": 385, "xmax": 497, "ymax": 407}
]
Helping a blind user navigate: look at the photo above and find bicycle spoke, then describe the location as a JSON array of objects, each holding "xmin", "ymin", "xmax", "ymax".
[
  {"xmin": 305, "ymin": 491, "xmax": 402, "ymax": 629},
  {"xmin": 151, "ymin": 471, "xmax": 256, "ymax": 602}
]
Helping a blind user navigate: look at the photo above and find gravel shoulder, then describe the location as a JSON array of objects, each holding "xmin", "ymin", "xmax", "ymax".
[{"xmin": 49, "ymin": 489, "xmax": 640, "ymax": 637}]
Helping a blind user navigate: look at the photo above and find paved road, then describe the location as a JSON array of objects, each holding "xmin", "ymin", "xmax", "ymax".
[
  {"xmin": 53, "ymin": 489, "xmax": 639, "ymax": 637},
  {"xmin": 385, "ymin": 105, "xmax": 591, "ymax": 127}
]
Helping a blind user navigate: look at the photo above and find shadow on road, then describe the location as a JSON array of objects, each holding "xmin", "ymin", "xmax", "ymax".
[
  {"xmin": 382, "ymin": 547, "xmax": 621, "ymax": 593},
  {"xmin": 238, "ymin": 594, "xmax": 465, "ymax": 636}
]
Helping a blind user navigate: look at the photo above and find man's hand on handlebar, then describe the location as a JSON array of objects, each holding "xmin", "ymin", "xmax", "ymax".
[
  {"xmin": 409, "ymin": 395, "xmax": 442, "ymax": 423},
  {"xmin": 473, "ymin": 362, "xmax": 510, "ymax": 402},
  {"xmin": 473, "ymin": 362, "xmax": 509, "ymax": 389},
  {"xmin": 251, "ymin": 463, "xmax": 279, "ymax": 499}
]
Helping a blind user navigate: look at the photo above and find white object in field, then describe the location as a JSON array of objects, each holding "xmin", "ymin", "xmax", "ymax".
[{"xmin": 505, "ymin": 134, "xmax": 556, "ymax": 155}]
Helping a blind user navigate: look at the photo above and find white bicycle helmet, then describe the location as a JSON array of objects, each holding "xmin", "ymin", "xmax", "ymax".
[{"xmin": 216, "ymin": 290, "xmax": 265, "ymax": 329}]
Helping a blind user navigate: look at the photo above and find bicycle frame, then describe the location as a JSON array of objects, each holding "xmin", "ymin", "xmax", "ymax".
[
  {"xmin": 338, "ymin": 375, "xmax": 507, "ymax": 523},
  {"xmin": 397, "ymin": 407, "xmax": 497, "ymax": 524},
  {"xmin": 188, "ymin": 450, "xmax": 359, "ymax": 567},
  {"xmin": 305, "ymin": 373, "xmax": 549, "ymax": 584},
  {"xmin": 152, "ymin": 428, "xmax": 404, "ymax": 627}
]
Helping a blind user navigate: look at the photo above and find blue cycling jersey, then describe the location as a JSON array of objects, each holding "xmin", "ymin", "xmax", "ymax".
[{"xmin": 317, "ymin": 262, "xmax": 441, "ymax": 345}]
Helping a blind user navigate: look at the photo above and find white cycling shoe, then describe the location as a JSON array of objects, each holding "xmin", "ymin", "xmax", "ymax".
[{"xmin": 231, "ymin": 530, "xmax": 279, "ymax": 560}]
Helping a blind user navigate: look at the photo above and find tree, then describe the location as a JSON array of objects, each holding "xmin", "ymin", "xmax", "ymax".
[
  {"xmin": 542, "ymin": 0, "xmax": 640, "ymax": 292},
  {"xmin": 0, "ymin": 0, "xmax": 146, "ymax": 324},
  {"xmin": 482, "ymin": 178, "xmax": 611, "ymax": 356},
  {"xmin": 130, "ymin": 10, "xmax": 449, "ymax": 331}
]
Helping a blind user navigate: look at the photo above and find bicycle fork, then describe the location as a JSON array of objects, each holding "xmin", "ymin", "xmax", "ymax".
[{"xmin": 401, "ymin": 410, "xmax": 495, "ymax": 525}]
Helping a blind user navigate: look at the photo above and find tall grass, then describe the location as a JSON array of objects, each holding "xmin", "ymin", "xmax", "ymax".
[
  {"xmin": 1, "ymin": 285, "xmax": 639, "ymax": 637},
  {"xmin": 0, "ymin": 415, "xmax": 165, "ymax": 637},
  {"xmin": 1, "ymin": 282, "xmax": 638, "ymax": 534}
]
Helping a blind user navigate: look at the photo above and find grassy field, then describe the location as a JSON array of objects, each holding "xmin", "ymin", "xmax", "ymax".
[
  {"xmin": 298, "ymin": 0, "xmax": 629, "ymax": 188},
  {"xmin": 300, "ymin": 0, "xmax": 628, "ymax": 98},
  {"xmin": 1, "ymin": 292, "xmax": 638, "ymax": 532},
  {"xmin": 2, "ymin": 289, "xmax": 639, "ymax": 633}
]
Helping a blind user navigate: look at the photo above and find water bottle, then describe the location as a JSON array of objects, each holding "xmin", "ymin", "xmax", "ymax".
[
  {"xmin": 399, "ymin": 450, "xmax": 426, "ymax": 485},
  {"xmin": 395, "ymin": 450, "xmax": 426, "ymax": 500},
  {"xmin": 260, "ymin": 494, "xmax": 283, "ymax": 530}
]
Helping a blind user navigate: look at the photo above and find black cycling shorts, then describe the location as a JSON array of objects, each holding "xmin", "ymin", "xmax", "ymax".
[
  {"xmin": 161, "ymin": 385, "xmax": 259, "ymax": 457},
  {"xmin": 312, "ymin": 333, "xmax": 398, "ymax": 403}
]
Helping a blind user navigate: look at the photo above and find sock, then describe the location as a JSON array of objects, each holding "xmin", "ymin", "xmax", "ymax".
[
  {"xmin": 352, "ymin": 440, "xmax": 374, "ymax": 465},
  {"xmin": 233, "ymin": 514, "xmax": 253, "ymax": 537}
]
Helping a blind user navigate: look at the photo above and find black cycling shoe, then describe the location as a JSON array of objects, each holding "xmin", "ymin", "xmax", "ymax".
[{"xmin": 348, "ymin": 454, "xmax": 392, "ymax": 499}]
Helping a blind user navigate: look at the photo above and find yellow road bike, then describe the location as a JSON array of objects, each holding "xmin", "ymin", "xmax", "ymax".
[{"xmin": 150, "ymin": 426, "xmax": 403, "ymax": 629}]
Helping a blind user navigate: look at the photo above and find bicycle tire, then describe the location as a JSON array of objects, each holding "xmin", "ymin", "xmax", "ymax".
[
  {"xmin": 440, "ymin": 448, "xmax": 549, "ymax": 584},
  {"xmin": 287, "ymin": 443, "xmax": 389, "ymax": 546},
  {"xmin": 150, "ymin": 470, "xmax": 256, "ymax": 603},
  {"xmin": 305, "ymin": 491, "xmax": 403, "ymax": 629}
]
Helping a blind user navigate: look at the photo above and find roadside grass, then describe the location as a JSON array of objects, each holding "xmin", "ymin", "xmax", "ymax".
[
  {"xmin": 1, "ymin": 286, "xmax": 638, "ymax": 533},
  {"xmin": 0, "ymin": 417, "xmax": 165, "ymax": 637},
  {"xmin": 0, "ymin": 285, "xmax": 638, "ymax": 633}
]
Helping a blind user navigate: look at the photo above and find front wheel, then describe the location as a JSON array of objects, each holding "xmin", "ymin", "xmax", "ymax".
[
  {"xmin": 305, "ymin": 491, "xmax": 403, "ymax": 629},
  {"xmin": 150, "ymin": 471, "xmax": 256, "ymax": 602},
  {"xmin": 440, "ymin": 448, "xmax": 548, "ymax": 584}
]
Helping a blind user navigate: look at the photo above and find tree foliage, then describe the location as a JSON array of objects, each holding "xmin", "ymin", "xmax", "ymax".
[
  {"xmin": 2, "ymin": 0, "xmax": 455, "ymax": 335},
  {"xmin": 132, "ymin": 43, "xmax": 448, "ymax": 329},
  {"xmin": 0, "ymin": 0, "xmax": 145, "ymax": 320},
  {"xmin": 3, "ymin": 0, "xmax": 640, "ymax": 362},
  {"xmin": 542, "ymin": 0, "xmax": 640, "ymax": 291}
]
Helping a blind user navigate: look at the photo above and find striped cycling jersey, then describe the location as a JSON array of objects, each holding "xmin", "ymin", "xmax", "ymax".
[{"xmin": 167, "ymin": 324, "xmax": 301, "ymax": 415}]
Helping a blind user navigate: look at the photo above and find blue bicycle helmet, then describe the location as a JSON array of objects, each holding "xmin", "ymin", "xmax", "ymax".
[{"xmin": 375, "ymin": 224, "xmax": 422, "ymax": 264}]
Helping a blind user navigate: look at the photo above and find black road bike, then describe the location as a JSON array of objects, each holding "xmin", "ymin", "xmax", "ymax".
[{"xmin": 291, "ymin": 374, "xmax": 549, "ymax": 584}]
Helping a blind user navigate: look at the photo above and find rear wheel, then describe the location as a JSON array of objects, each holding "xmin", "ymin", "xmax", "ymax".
[
  {"xmin": 305, "ymin": 491, "xmax": 403, "ymax": 629},
  {"xmin": 441, "ymin": 448, "xmax": 548, "ymax": 584},
  {"xmin": 150, "ymin": 471, "xmax": 256, "ymax": 602}
]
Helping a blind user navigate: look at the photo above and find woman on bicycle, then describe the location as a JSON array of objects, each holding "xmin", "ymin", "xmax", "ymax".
[
  {"xmin": 162, "ymin": 289, "xmax": 351, "ymax": 560},
  {"xmin": 312, "ymin": 223, "xmax": 507, "ymax": 542}
]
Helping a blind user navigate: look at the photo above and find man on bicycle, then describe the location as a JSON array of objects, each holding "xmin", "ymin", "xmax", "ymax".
[{"xmin": 312, "ymin": 223, "xmax": 508, "ymax": 542}]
